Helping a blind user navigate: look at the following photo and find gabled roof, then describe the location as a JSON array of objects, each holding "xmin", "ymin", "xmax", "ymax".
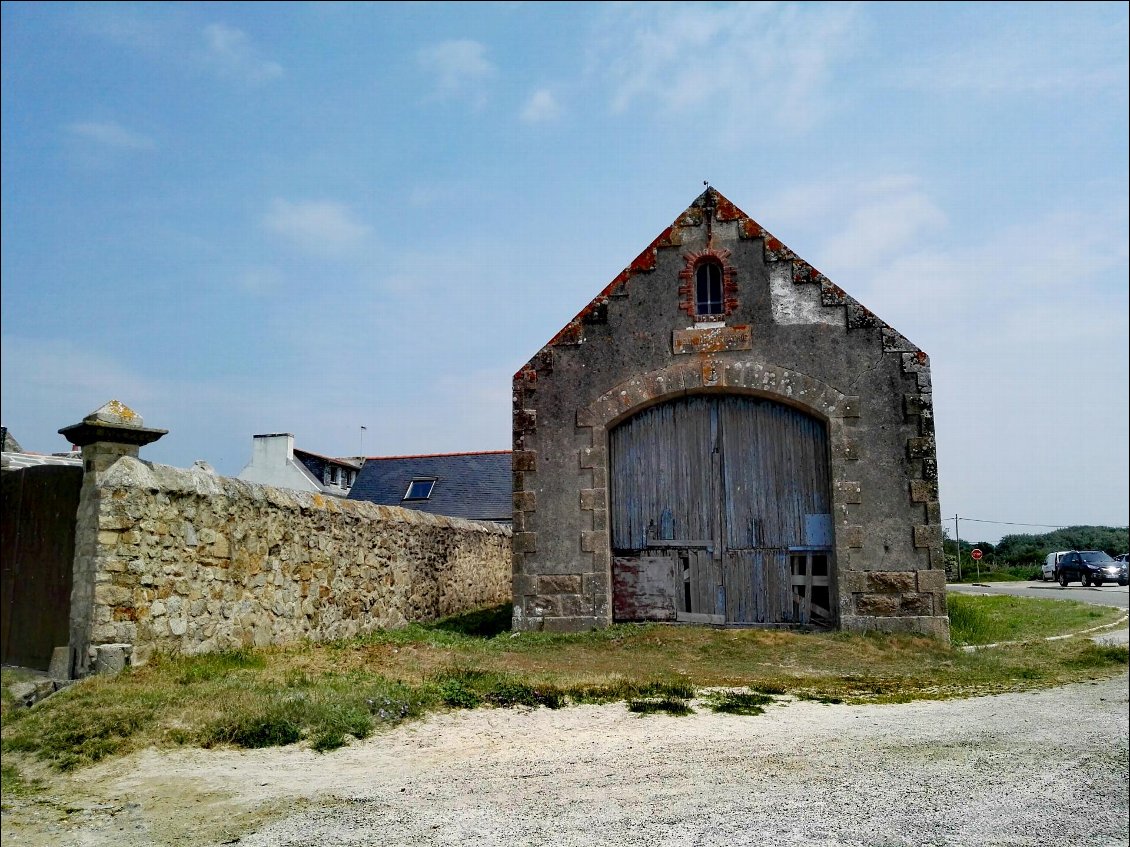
[
  {"xmin": 293, "ymin": 448, "xmax": 363, "ymax": 470},
  {"xmin": 347, "ymin": 451, "xmax": 511, "ymax": 522},
  {"xmin": 517, "ymin": 186, "xmax": 923, "ymax": 376}
]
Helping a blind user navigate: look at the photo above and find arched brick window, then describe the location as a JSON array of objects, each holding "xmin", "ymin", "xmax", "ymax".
[
  {"xmin": 695, "ymin": 261, "xmax": 724, "ymax": 315},
  {"xmin": 678, "ymin": 249, "xmax": 737, "ymax": 320}
]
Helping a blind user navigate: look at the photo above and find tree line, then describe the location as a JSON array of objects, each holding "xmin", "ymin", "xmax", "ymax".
[{"xmin": 943, "ymin": 525, "xmax": 1129, "ymax": 568}]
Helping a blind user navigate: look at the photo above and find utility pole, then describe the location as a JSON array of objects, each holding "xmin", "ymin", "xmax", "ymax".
[{"xmin": 953, "ymin": 514, "xmax": 962, "ymax": 581}]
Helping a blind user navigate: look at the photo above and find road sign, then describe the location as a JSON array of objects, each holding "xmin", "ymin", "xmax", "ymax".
[{"xmin": 970, "ymin": 548, "xmax": 983, "ymax": 561}]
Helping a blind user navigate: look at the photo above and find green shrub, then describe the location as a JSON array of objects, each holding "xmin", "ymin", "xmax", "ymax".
[
  {"xmin": 703, "ymin": 691, "xmax": 775, "ymax": 715},
  {"xmin": 627, "ymin": 697, "xmax": 694, "ymax": 716},
  {"xmin": 199, "ymin": 702, "xmax": 302, "ymax": 749}
]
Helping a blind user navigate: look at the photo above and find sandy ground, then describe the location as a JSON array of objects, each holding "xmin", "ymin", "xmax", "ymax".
[
  {"xmin": 5, "ymin": 588, "xmax": 1128, "ymax": 847},
  {"xmin": 3, "ymin": 669, "xmax": 1128, "ymax": 847}
]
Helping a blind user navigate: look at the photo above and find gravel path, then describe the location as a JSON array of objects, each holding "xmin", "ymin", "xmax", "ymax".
[
  {"xmin": 232, "ymin": 675, "xmax": 1130, "ymax": 847},
  {"xmin": 10, "ymin": 671, "xmax": 1123, "ymax": 847}
]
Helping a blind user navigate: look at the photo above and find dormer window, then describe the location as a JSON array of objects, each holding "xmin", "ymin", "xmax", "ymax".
[
  {"xmin": 695, "ymin": 261, "xmax": 724, "ymax": 315},
  {"xmin": 403, "ymin": 478, "xmax": 436, "ymax": 501}
]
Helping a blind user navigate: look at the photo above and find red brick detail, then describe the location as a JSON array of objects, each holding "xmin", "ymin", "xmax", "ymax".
[{"xmin": 677, "ymin": 248, "xmax": 739, "ymax": 320}]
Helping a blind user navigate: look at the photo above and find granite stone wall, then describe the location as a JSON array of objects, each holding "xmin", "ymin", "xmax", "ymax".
[{"xmin": 71, "ymin": 456, "xmax": 511, "ymax": 673}]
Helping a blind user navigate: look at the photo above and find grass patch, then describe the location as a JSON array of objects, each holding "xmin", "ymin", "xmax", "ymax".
[
  {"xmin": 703, "ymin": 690, "xmax": 775, "ymax": 715},
  {"xmin": 3, "ymin": 598, "xmax": 1126, "ymax": 770},
  {"xmin": 627, "ymin": 697, "xmax": 694, "ymax": 716},
  {"xmin": 947, "ymin": 593, "xmax": 1120, "ymax": 646},
  {"xmin": 2, "ymin": 676, "xmax": 161, "ymax": 770},
  {"xmin": 168, "ymin": 648, "xmax": 266, "ymax": 684},
  {"xmin": 1, "ymin": 667, "xmax": 42, "ymax": 721},
  {"xmin": 1, "ymin": 762, "xmax": 44, "ymax": 807}
]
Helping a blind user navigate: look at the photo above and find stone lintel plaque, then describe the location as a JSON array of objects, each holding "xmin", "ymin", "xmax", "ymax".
[{"xmin": 672, "ymin": 325, "xmax": 752, "ymax": 355}]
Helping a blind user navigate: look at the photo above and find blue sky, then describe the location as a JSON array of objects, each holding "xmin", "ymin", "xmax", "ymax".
[{"xmin": 2, "ymin": 2, "xmax": 1127, "ymax": 543}]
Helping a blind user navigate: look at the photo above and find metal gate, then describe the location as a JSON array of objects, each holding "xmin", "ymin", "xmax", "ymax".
[
  {"xmin": 1, "ymin": 465, "xmax": 82, "ymax": 669},
  {"xmin": 610, "ymin": 395, "xmax": 833, "ymax": 626}
]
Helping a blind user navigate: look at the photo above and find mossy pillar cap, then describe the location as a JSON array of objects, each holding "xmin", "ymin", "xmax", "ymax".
[{"xmin": 58, "ymin": 400, "xmax": 168, "ymax": 448}]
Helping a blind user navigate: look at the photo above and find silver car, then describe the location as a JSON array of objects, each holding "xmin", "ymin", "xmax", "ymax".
[{"xmin": 1041, "ymin": 550, "xmax": 1069, "ymax": 581}]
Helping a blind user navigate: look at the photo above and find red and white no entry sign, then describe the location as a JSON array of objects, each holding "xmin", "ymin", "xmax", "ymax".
[{"xmin": 970, "ymin": 548, "xmax": 983, "ymax": 561}]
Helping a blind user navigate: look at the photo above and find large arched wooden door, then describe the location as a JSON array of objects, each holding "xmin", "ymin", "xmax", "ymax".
[{"xmin": 609, "ymin": 395, "xmax": 833, "ymax": 626}]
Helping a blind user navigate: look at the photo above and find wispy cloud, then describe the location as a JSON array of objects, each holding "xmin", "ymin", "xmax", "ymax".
[
  {"xmin": 262, "ymin": 200, "xmax": 371, "ymax": 256},
  {"xmin": 815, "ymin": 177, "xmax": 947, "ymax": 273},
  {"xmin": 66, "ymin": 120, "xmax": 155, "ymax": 151},
  {"xmin": 895, "ymin": 15, "xmax": 1128, "ymax": 95},
  {"xmin": 73, "ymin": 7, "xmax": 169, "ymax": 51},
  {"xmin": 417, "ymin": 39, "xmax": 497, "ymax": 107},
  {"xmin": 200, "ymin": 23, "xmax": 283, "ymax": 84},
  {"xmin": 590, "ymin": 2, "xmax": 862, "ymax": 135},
  {"xmin": 236, "ymin": 266, "xmax": 285, "ymax": 296},
  {"xmin": 521, "ymin": 89, "xmax": 563, "ymax": 123}
]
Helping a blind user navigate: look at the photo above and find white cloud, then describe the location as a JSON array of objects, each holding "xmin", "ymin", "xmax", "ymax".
[
  {"xmin": 200, "ymin": 23, "xmax": 283, "ymax": 84},
  {"xmin": 590, "ymin": 2, "xmax": 863, "ymax": 135},
  {"xmin": 66, "ymin": 120, "xmax": 155, "ymax": 151},
  {"xmin": 895, "ymin": 16, "xmax": 1128, "ymax": 96},
  {"xmin": 417, "ymin": 39, "xmax": 497, "ymax": 107},
  {"xmin": 74, "ymin": 7, "xmax": 168, "ymax": 51},
  {"xmin": 263, "ymin": 200, "xmax": 371, "ymax": 256},
  {"xmin": 817, "ymin": 178, "xmax": 948, "ymax": 273},
  {"xmin": 521, "ymin": 89, "xmax": 563, "ymax": 123},
  {"xmin": 236, "ymin": 266, "xmax": 285, "ymax": 296}
]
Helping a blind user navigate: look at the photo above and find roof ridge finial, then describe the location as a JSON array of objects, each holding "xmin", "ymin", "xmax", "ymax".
[{"xmin": 703, "ymin": 181, "xmax": 715, "ymax": 244}]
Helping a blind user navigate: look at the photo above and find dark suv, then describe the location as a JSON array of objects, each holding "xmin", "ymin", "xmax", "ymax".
[{"xmin": 1056, "ymin": 550, "xmax": 1128, "ymax": 587}]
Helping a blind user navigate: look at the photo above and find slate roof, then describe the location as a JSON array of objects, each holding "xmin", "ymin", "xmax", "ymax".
[
  {"xmin": 2, "ymin": 451, "xmax": 82, "ymax": 470},
  {"xmin": 347, "ymin": 451, "xmax": 511, "ymax": 523}
]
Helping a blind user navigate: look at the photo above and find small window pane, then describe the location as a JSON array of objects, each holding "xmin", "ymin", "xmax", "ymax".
[
  {"xmin": 404, "ymin": 479, "xmax": 436, "ymax": 500},
  {"xmin": 695, "ymin": 262, "xmax": 723, "ymax": 315}
]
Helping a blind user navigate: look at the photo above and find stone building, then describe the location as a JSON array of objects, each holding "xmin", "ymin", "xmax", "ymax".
[
  {"xmin": 511, "ymin": 187, "xmax": 947, "ymax": 639},
  {"xmin": 237, "ymin": 433, "xmax": 362, "ymax": 497}
]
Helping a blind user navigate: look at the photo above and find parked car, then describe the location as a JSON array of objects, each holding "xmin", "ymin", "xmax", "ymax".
[
  {"xmin": 1114, "ymin": 553, "xmax": 1129, "ymax": 564},
  {"xmin": 1041, "ymin": 551, "xmax": 1070, "ymax": 582},
  {"xmin": 1056, "ymin": 550, "xmax": 1129, "ymax": 587}
]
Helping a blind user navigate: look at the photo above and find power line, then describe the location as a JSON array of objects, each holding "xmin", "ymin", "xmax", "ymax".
[{"xmin": 957, "ymin": 518, "xmax": 1073, "ymax": 529}]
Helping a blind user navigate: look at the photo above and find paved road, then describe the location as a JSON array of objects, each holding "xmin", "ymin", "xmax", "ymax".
[{"xmin": 947, "ymin": 579, "xmax": 1128, "ymax": 609}]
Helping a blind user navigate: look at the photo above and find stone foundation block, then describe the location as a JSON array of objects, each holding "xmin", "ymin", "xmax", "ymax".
[
  {"xmin": 841, "ymin": 614, "xmax": 950, "ymax": 643},
  {"xmin": 916, "ymin": 569, "xmax": 947, "ymax": 593},
  {"xmin": 523, "ymin": 593, "xmax": 589, "ymax": 618},
  {"xmin": 90, "ymin": 643, "xmax": 132, "ymax": 674},
  {"xmin": 866, "ymin": 571, "xmax": 916, "ymax": 593},
  {"xmin": 899, "ymin": 592, "xmax": 934, "ymax": 616},
  {"xmin": 538, "ymin": 574, "xmax": 582, "ymax": 594},
  {"xmin": 539, "ymin": 616, "xmax": 600, "ymax": 633},
  {"xmin": 48, "ymin": 646, "xmax": 73, "ymax": 681},
  {"xmin": 855, "ymin": 593, "xmax": 900, "ymax": 616}
]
